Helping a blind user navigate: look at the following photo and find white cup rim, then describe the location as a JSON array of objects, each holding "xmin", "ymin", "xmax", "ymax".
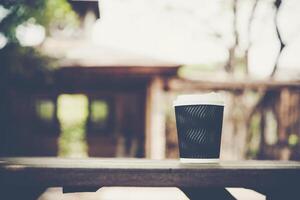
[{"xmin": 173, "ymin": 92, "xmax": 224, "ymax": 107}]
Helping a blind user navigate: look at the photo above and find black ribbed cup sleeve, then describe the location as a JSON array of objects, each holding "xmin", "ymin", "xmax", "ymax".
[{"xmin": 175, "ymin": 104, "xmax": 224, "ymax": 159}]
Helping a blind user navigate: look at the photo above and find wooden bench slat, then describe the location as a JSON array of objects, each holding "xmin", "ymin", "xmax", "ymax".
[
  {"xmin": 1, "ymin": 157, "xmax": 300, "ymax": 189},
  {"xmin": 2, "ymin": 157, "xmax": 300, "ymax": 169}
]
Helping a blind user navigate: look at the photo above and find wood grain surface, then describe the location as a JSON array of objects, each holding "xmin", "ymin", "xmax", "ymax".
[{"xmin": 1, "ymin": 157, "xmax": 300, "ymax": 189}]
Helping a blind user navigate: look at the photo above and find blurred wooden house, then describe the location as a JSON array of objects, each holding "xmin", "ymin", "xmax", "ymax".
[
  {"xmin": 0, "ymin": 40, "xmax": 179, "ymax": 158},
  {"xmin": 0, "ymin": 0, "xmax": 180, "ymax": 159}
]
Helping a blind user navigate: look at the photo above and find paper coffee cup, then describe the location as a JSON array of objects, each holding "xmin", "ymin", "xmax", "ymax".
[{"xmin": 174, "ymin": 92, "xmax": 224, "ymax": 163}]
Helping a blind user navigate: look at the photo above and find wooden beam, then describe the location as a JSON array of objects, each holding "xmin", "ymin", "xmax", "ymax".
[
  {"xmin": 57, "ymin": 65, "xmax": 179, "ymax": 78},
  {"xmin": 167, "ymin": 78, "xmax": 300, "ymax": 92},
  {"xmin": 145, "ymin": 77, "xmax": 166, "ymax": 159},
  {"xmin": 1, "ymin": 158, "xmax": 300, "ymax": 188}
]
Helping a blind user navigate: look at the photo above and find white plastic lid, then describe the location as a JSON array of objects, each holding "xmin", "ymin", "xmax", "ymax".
[{"xmin": 173, "ymin": 92, "xmax": 224, "ymax": 106}]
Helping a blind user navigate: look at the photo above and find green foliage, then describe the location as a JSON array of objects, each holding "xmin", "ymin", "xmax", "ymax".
[
  {"xmin": 45, "ymin": 0, "xmax": 79, "ymax": 31},
  {"xmin": 36, "ymin": 99, "xmax": 55, "ymax": 121},
  {"xmin": 247, "ymin": 113, "xmax": 261, "ymax": 158},
  {"xmin": 1, "ymin": 0, "xmax": 78, "ymax": 42},
  {"xmin": 0, "ymin": 0, "xmax": 78, "ymax": 86},
  {"xmin": 91, "ymin": 100, "xmax": 109, "ymax": 123},
  {"xmin": 1, "ymin": 1, "xmax": 47, "ymax": 42},
  {"xmin": 288, "ymin": 134, "xmax": 299, "ymax": 147}
]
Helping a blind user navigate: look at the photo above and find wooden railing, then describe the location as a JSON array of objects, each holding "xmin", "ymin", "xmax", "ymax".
[
  {"xmin": 165, "ymin": 78, "xmax": 300, "ymax": 160},
  {"xmin": 166, "ymin": 78, "xmax": 300, "ymax": 91},
  {"xmin": 1, "ymin": 157, "xmax": 300, "ymax": 200}
]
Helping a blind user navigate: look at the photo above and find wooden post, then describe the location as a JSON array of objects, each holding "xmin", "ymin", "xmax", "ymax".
[{"xmin": 145, "ymin": 77, "xmax": 166, "ymax": 159}]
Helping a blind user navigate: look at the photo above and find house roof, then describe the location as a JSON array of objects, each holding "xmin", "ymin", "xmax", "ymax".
[{"xmin": 42, "ymin": 38, "xmax": 181, "ymax": 68}]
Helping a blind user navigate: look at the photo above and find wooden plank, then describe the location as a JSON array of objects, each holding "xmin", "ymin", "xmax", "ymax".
[
  {"xmin": 168, "ymin": 78, "xmax": 300, "ymax": 91},
  {"xmin": 6, "ymin": 66, "xmax": 179, "ymax": 92},
  {"xmin": 57, "ymin": 66, "xmax": 179, "ymax": 78},
  {"xmin": 1, "ymin": 158, "xmax": 300, "ymax": 189}
]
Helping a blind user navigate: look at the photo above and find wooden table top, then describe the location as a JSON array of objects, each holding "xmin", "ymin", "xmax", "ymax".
[{"xmin": 1, "ymin": 157, "xmax": 300, "ymax": 189}]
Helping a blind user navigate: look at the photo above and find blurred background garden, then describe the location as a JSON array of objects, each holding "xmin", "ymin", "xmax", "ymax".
[{"xmin": 1, "ymin": 0, "xmax": 300, "ymax": 163}]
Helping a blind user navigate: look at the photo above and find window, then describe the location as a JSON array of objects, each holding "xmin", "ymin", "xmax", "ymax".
[
  {"xmin": 57, "ymin": 94, "xmax": 89, "ymax": 157},
  {"xmin": 90, "ymin": 100, "xmax": 109, "ymax": 126},
  {"xmin": 87, "ymin": 98, "xmax": 112, "ymax": 134},
  {"xmin": 36, "ymin": 99, "xmax": 55, "ymax": 122}
]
